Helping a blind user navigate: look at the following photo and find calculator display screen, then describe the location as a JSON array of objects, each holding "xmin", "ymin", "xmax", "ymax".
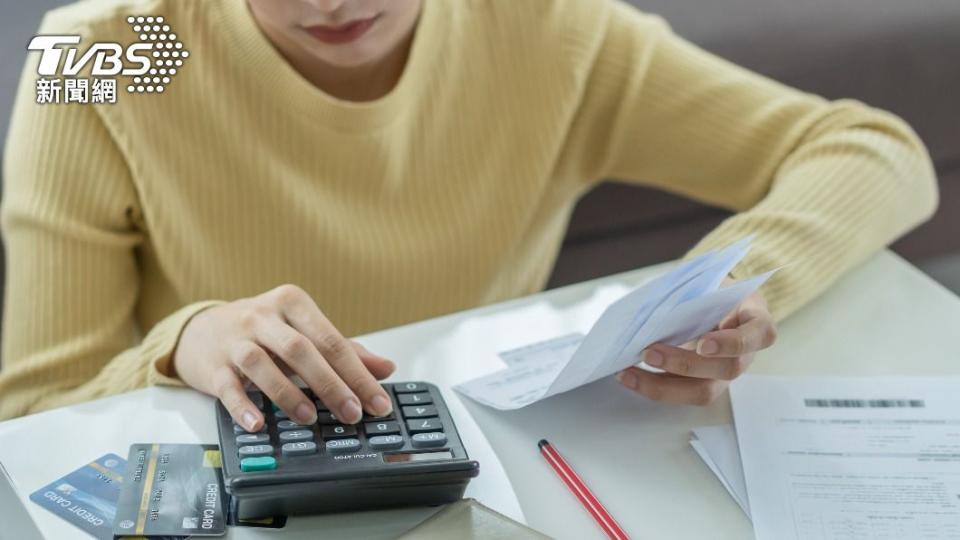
[{"xmin": 383, "ymin": 451, "xmax": 453, "ymax": 463}]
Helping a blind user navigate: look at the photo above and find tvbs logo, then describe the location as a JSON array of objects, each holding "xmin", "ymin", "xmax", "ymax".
[{"xmin": 28, "ymin": 15, "xmax": 189, "ymax": 104}]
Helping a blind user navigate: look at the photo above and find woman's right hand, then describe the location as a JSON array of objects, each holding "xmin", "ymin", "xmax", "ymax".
[{"xmin": 172, "ymin": 284, "xmax": 396, "ymax": 432}]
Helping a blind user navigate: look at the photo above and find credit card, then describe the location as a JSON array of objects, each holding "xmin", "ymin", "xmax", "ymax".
[
  {"xmin": 29, "ymin": 453, "xmax": 127, "ymax": 540},
  {"xmin": 113, "ymin": 444, "xmax": 226, "ymax": 538}
]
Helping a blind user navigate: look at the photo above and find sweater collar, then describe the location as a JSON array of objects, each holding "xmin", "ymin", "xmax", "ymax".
[{"xmin": 214, "ymin": 0, "xmax": 444, "ymax": 132}]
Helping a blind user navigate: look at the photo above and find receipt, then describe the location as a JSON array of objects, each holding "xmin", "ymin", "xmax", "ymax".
[{"xmin": 454, "ymin": 237, "xmax": 776, "ymax": 410}]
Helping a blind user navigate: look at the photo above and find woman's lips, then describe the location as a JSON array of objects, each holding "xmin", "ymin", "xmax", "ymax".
[{"xmin": 303, "ymin": 15, "xmax": 380, "ymax": 45}]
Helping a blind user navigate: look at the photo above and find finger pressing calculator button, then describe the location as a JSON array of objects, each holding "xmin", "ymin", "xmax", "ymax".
[
  {"xmin": 402, "ymin": 405, "xmax": 438, "ymax": 419},
  {"xmin": 321, "ymin": 425, "xmax": 357, "ymax": 439},
  {"xmin": 406, "ymin": 419, "xmax": 442, "ymax": 433},
  {"xmin": 277, "ymin": 419, "xmax": 313, "ymax": 431},
  {"xmin": 233, "ymin": 423, "xmax": 266, "ymax": 434},
  {"xmin": 395, "ymin": 382, "xmax": 427, "ymax": 393},
  {"xmin": 398, "ymin": 392, "xmax": 432, "ymax": 406},
  {"xmin": 238, "ymin": 444, "xmax": 273, "ymax": 458},
  {"xmin": 362, "ymin": 411, "xmax": 395, "ymax": 421},
  {"xmin": 281, "ymin": 441, "xmax": 318, "ymax": 457},
  {"xmin": 278, "ymin": 430, "xmax": 314, "ymax": 443},
  {"xmin": 317, "ymin": 412, "xmax": 341, "ymax": 425},
  {"xmin": 325, "ymin": 438, "xmax": 361, "ymax": 454},
  {"xmin": 236, "ymin": 433, "xmax": 270, "ymax": 446},
  {"xmin": 368, "ymin": 435, "xmax": 405, "ymax": 450},
  {"xmin": 412, "ymin": 432, "xmax": 447, "ymax": 448},
  {"xmin": 240, "ymin": 456, "xmax": 277, "ymax": 472},
  {"xmin": 364, "ymin": 421, "xmax": 400, "ymax": 436}
]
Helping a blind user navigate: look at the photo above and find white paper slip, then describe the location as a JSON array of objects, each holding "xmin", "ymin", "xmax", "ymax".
[
  {"xmin": 731, "ymin": 375, "xmax": 960, "ymax": 540},
  {"xmin": 455, "ymin": 236, "xmax": 776, "ymax": 410},
  {"xmin": 690, "ymin": 425, "xmax": 750, "ymax": 518},
  {"xmin": 497, "ymin": 333, "xmax": 585, "ymax": 368}
]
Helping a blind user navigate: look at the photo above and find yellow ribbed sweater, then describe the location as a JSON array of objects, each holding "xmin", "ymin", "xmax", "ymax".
[{"xmin": 0, "ymin": 0, "xmax": 938, "ymax": 420}]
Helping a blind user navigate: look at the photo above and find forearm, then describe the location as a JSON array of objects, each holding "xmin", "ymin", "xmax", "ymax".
[
  {"xmin": 0, "ymin": 300, "xmax": 223, "ymax": 419},
  {"xmin": 687, "ymin": 102, "xmax": 938, "ymax": 320}
]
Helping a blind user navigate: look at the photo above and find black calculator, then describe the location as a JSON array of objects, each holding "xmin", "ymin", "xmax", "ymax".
[{"xmin": 215, "ymin": 382, "xmax": 479, "ymax": 519}]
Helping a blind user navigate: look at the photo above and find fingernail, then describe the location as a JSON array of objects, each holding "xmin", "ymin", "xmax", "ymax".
[
  {"xmin": 699, "ymin": 339, "xmax": 719, "ymax": 355},
  {"xmin": 242, "ymin": 410, "xmax": 259, "ymax": 431},
  {"xmin": 618, "ymin": 371, "xmax": 637, "ymax": 389},
  {"xmin": 645, "ymin": 350, "xmax": 664, "ymax": 367},
  {"xmin": 340, "ymin": 398, "xmax": 362, "ymax": 424},
  {"xmin": 371, "ymin": 394, "xmax": 392, "ymax": 416},
  {"xmin": 296, "ymin": 403, "xmax": 317, "ymax": 425}
]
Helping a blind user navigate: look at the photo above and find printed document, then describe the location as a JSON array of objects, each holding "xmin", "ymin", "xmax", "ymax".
[{"xmin": 731, "ymin": 375, "xmax": 960, "ymax": 540}]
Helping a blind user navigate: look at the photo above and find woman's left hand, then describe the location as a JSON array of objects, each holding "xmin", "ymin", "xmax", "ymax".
[{"xmin": 615, "ymin": 278, "xmax": 777, "ymax": 405}]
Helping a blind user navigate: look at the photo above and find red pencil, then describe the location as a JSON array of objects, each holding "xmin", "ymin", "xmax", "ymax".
[{"xmin": 538, "ymin": 439, "xmax": 630, "ymax": 540}]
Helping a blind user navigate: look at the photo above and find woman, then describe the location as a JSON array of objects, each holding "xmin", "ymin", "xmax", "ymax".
[{"xmin": 0, "ymin": 0, "xmax": 937, "ymax": 429}]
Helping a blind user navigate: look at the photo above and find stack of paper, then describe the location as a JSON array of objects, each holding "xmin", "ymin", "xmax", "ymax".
[
  {"xmin": 693, "ymin": 375, "xmax": 960, "ymax": 539},
  {"xmin": 455, "ymin": 236, "xmax": 776, "ymax": 410},
  {"xmin": 689, "ymin": 424, "xmax": 750, "ymax": 518}
]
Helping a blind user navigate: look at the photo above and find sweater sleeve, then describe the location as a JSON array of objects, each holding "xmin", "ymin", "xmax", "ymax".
[
  {"xmin": 567, "ymin": 1, "xmax": 938, "ymax": 320},
  {"xmin": 0, "ymin": 56, "xmax": 221, "ymax": 420}
]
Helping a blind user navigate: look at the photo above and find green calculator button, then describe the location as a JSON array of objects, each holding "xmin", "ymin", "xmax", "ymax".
[{"xmin": 240, "ymin": 456, "xmax": 277, "ymax": 472}]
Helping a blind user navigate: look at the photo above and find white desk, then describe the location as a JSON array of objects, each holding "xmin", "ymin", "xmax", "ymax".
[{"xmin": 2, "ymin": 250, "xmax": 958, "ymax": 539}]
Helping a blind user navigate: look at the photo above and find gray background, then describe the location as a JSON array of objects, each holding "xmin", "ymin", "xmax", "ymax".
[{"xmin": 1, "ymin": 0, "xmax": 958, "ymax": 322}]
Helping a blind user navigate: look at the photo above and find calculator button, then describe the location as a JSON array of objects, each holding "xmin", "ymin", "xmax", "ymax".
[
  {"xmin": 238, "ymin": 444, "xmax": 273, "ymax": 458},
  {"xmin": 406, "ymin": 419, "xmax": 442, "ymax": 433},
  {"xmin": 233, "ymin": 423, "xmax": 266, "ymax": 435},
  {"xmin": 402, "ymin": 405, "xmax": 438, "ymax": 419},
  {"xmin": 364, "ymin": 421, "xmax": 400, "ymax": 436},
  {"xmin": 412, "ymin": 432, "xmax": 447, "ymax": 448},
  {"xmin": 395, "ymin": 382, "xmax": 427, "ymax": 393},
  {"xmin": 281, "ymin": 441, "xmax": 318, "ymax": 457},
  {"xmin": 278, "ymin": 430, "xmax": 314, "ymax": 443},
  {"xmin": 398, "ymin": 392, "xmax": 432, "ymax": 406},
  {"xmin": 236, "ymin": 433, "xmax": 270, "ymax": 446},
  {"xmin": 317, "ymin": 412, "xmax": 341, "ymax": 425},
  {"xmin": 277, "ymin": 419, "xmax": 313, "ymax": 431},
  {"xmin": 362, "ymin": 411, "xmax": 395, "ymax": 421},
  {"xmin": 274, "ymin": 409, "xmax": 290, "ymax": 420},
  {"xmin": 247, "ymin": 392, "xmax": 264, "ymax": 409},
  {"xmin": 321, "ymin": 425, "xmax": 357, "ymax": 439},
  {"xmin": 368, "ymin": 435, "xmax": 405, "ymax": 450},
  {"xmin": 240, "ymin": 456, "xmax": 277, "ymax": 472},
  {"xmin": 325, "ymin": 438, "xmax": 361, "ymax": 454}
]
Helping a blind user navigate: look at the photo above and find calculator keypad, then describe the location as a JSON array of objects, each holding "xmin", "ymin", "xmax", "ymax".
[
  {"xmin": 398, "ymin": 392, "xmax": 432, "ymax": 405},
  {"xmin": 412, "ymin": 432, "xmax": 447, "ymax": 448},
  {"xmin": 406, "ymin": 419, "xmax": 442, "ymax": 433},
  {"xmin": 321, "ymin": 425, "xmax": 357, "ymax": 439},
  {"xmin": 368, "ymin": 435, "xmax": 405, "ymax": 450},
  {"xmin": 326, "ymin": 438, "xmax": 362, "ymax": 454},
  {"xmin": 236, "ymin": 433, "xmax": 270, "ymax": 445},
  {"xmin": 230, "ymin": 383, "xmax": 452, "ymax": 472},
  {"xmin": 402, "ymin": 405, "xmax": 438, "ymax": 418},
  {"xmin": 365, "ymin": 421, "xmax": 400, "ymax": 435},
  {"xmin": 281, "ymin": 441, "xmax": 317, "ymax": 457},
  {"xmin": 238, "ymin": 444, "xmax": 274, "ymax": 457}
]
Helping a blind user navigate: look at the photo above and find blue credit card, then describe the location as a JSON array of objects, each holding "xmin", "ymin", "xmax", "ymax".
[{"xmin": 29, "ymin": 453, "xmax": 127, "ymax": 540}]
